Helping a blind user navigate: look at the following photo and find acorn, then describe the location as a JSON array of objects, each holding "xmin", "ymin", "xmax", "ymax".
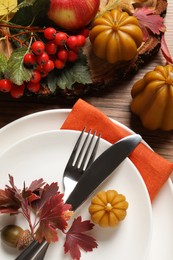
[{"xmin": 1, "ymin": 225, "xmax": 34, "ymax": 250}]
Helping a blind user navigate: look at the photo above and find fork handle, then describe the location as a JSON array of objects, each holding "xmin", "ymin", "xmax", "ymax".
[{"xmin": 15, "ymin": 240, "xmax": 48, "ymax": 260}]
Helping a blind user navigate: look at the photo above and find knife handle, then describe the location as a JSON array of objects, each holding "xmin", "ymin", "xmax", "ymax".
[{"xmin": 15, "ymin": 239, "xmax": 48, "ymax": 260}]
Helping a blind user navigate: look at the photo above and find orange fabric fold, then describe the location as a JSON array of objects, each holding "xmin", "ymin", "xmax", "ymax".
[{"xmin": 61, "ymin": 99, "xmax": 173, "ymax": 201}]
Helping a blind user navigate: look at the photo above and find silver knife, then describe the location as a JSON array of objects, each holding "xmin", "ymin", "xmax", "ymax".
[
  {"xmin": 66, "ymin": 134, "xmax": 142, "ymax": 210},
  {"xmin": 15, "ymin": 134, "xmax": 141, "ymax": 260}
]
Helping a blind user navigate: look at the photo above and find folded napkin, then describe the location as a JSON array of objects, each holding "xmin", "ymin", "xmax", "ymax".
[{"xmin": 61, "ymin": 99, "xmax": 173, "ymax": 202}]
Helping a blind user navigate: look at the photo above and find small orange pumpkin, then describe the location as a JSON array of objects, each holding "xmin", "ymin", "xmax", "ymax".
[
  {"xmin": 89, "ymin": 8, "xmax": 143, "ymax": 64},
  {"xmin": 88, "ymin": 190, "xmax": 128, "ymax": 227}
]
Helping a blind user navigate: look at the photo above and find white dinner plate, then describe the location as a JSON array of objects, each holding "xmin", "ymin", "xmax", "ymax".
[
  {"xmin": 0, "ymin": 109, "xmax": 173, "ymax": 259},
  {"xmin": 0, "ymin": 130, "xmax": 152, "ymax": 260}
]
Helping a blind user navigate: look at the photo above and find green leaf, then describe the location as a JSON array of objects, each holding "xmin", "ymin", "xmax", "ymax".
[
  {"xmin": 18, "ymin": 0, "xmax": 36, "ymax": 7},
  {"xmin": 10, "ymin": 0, "xmax": 50, "ymax": 26},
  {"xmin": 47, "ymin": 52, "xmax": 92, "ymax": 92},
  {"xmin": 10, "ymin": 5, "xmax": 34, "ymax": 26},
  {"xmin": 58, "ymin": 61, "xmax": 92, "ymax": 89},
  {"xmin": 0, "ymin": 52, "xmax": 8, "ymax": 79},
  {"xmin": 32, "ymin": 0, "xmax": 50, "ymax": 24},
  {"xmin": 4, "ymin": 47, "xmax": 33, "ymax": 85},
  {"xmin": 46, "ymin": 71, "xmax": 58, "ymax": 93}
]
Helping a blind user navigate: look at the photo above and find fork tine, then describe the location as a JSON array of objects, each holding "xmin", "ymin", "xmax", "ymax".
[
  {"xmin": 79, "ymin": 130, "xmax": 96, "ymax": 170},
  {"xmin": 85, "ymin": 132, "xmax": 101, "ymax": 169},
  {"xmin": 74, "ymin": 129, "xmax": 92, "ymax": 167},
  {"xmin": 66, "ymin": 127, "xmax": 86, "ymax": 166}
]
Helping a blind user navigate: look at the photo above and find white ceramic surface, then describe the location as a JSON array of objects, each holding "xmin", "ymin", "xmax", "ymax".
[
  {"xmin": 0, "ymin": 130, "xmax": 152, "ymax": 260},
  {"xmin": 0, "ymin": 109, "xmax": 173, "ymax": 259}
]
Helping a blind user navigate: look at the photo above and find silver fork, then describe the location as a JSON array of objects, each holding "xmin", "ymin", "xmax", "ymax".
[
  {"xmin": 15, "ymin": 128, "xmax": 101, "ymax": 260},
  {"xmin": 63, "ymin": 128, "xmax": 101, "ymax": 200}
]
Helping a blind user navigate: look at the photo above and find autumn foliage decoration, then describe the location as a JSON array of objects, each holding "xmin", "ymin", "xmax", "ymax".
[{"xmin": 0, "ymin": 175, "xmax": 98, "ymax": 259}]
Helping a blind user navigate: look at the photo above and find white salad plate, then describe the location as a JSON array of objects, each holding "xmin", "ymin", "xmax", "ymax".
[
  {"xmin": 0, "ymin": 130, "xmax": 152, "ymax": 260},
  {"xmin": 0, "ymin": 109, "xmax": 173, "ymax": 260}
]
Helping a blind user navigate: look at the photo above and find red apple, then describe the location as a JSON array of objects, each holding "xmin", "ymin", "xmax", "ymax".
[{"xmin": 47, "ymin": 0, "xmax": 100, "ymax": 30}]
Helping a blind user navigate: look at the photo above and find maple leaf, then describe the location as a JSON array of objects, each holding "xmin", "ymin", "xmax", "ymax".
[
  {"xmin": 35, "ymin": 193, "xmax": 72, "ymax": 243},
  {"xmin": 134, "ymin": 7, "xmax": 165, "ymax": 40},
  {"xmin": 64, "ymin": 216, "xmax": 98, "ymax": 260}
]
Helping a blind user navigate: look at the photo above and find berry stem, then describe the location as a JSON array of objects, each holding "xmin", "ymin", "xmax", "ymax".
[{"xmin": 0, "ymin": 23, "xmax": 44, "ymax": 32}]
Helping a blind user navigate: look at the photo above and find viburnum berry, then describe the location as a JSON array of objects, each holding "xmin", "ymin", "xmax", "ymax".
[
  {"xmin": 79, "ymin": 27, "xmax": 90, "ymax": 38},
  {"xmin": 54, "ymin": 59, "xmax": 65, "ymax": 69},
  {"xmin": 27, "ymin": 82, "xmax": 41, "ymax": 93},
  {"xmin": 10, "ymin": 84, "xmax": 25, "ymax": 99},
  {"xmin": 43, "ymin": 60, "xmax": 55, "ymax": 72},
  {"xmin": 36, "ymin": 52, "xmax": 49, "ymax": 65},
  {"xmin": 0, "ymin": 79, "xmax": 13, "ymax": 93},
  {"xmin": 66, "ymin": 36, "xmax": 78, "ymax": 51},
  {"xmin": 45, "ymin": 41, "xmax": 57, "ymax": 55},
  {"xmin": 76, "ymin": 34, "xmax": 86, "ymax": 47},
  {"xmin": 67, "ymin": 50, "xmax": 78, "ymax": 62},
  {"xmin": 44, "ymin": 27, "xmax": 56, "ymax": 40},
  {"xmin": 35, "ymin": 64, "xmax": 43, "ymax": 72},
  {"xmin": 23, "ymin": 53, "xmax": 36, "ymax": 67},
  {"xmin": 31, "ymin": 41, "xmax": 45, "ymax": 55},
  {"xmin": 35, "ymin": 65, "xmax": 47, "ymax": 77},
  {"xmin": 30, "ymin": 70, "xmax": 41, "ymax": 83},
  {"xmin": 49, "ymin": 54, "xmax": 56, "ymax": 61},
  {"xmin": 57, "ymin": 49, "xmax": 68, "ymax": 62},
  {"xmin": 54, "ymin": 32, "xmax": 67, "ymax": 46}
]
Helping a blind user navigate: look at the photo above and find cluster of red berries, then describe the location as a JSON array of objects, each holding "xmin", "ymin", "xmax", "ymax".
[
  {"xmin": 23, "ymin": 27, "xmax": 87, "ymax": 93},
  {"xmin": 0, "ymin": 27, "xmax": 88, "ymax": 98}
]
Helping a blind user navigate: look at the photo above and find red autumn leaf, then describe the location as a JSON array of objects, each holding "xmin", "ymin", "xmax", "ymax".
[
  {"xmin": 35, "ymin": 221, "xmax": 59, "ymax": 243},
  {"xmin": 134, "ymin": 7, "xmax": 165, "ymax": 39},
  {"xmin": 35, "ymin": 193, "xmax": 72, "ymax": 243},
  {"xmin": 0, "ymin": 175, "xmax": 22, "ymax": 214},
  {"xmin": 32, "ymin": 182, "xmax": 60, "ymax": 212},
  {"xmin": 64, "ymin": 216, "xmax": 98, "ymax": 260},
  {"xmin": 161, "ymin": 34, "xmax": 173, "ymax": 64},
  {"xmin": 5, "ymin": 175, "xmax": 41, "ymax": 205},
  {"xmin": 29, "ymin": 178, "xmax": 45, "ymax": 191},
  {"xmin": 22, "ymin": 178, "xmax": 45, "ymax": 201},
  {"xmin": 0, "ymin": 188, "xmax": 20, "ymax": 214}
]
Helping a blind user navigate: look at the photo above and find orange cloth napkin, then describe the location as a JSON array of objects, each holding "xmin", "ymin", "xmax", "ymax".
[{"xmin": 61, "ymin": 99, "xmax": 173, "ymax": 202}]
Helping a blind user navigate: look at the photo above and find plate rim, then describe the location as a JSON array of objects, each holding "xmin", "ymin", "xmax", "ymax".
[{"xmin": 0, "ymin": 108, "xmax": 173, "ymax": 260}]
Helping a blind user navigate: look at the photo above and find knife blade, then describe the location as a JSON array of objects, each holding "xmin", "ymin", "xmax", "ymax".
[
  {"xmin": 15, "ymin": 134, "xmax": 141, "ymax": 260},
  {"xmin": 66, "ymin": 134, "xmax": 142, "ymax": 210}
]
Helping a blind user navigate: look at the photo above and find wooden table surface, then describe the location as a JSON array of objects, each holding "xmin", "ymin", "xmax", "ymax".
[{"xmin": 0, "ymin": 2, "xmax": 173, "ymax": 167}]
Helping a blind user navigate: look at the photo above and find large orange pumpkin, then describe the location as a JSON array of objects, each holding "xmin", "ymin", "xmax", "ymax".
[
  {"xmin": 89, "ymin": 8, "xmax": 143, "ymax": 64},
  {"xmin": 131, "ymin": 65, "xmax": 173, "ymax": 131}
]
